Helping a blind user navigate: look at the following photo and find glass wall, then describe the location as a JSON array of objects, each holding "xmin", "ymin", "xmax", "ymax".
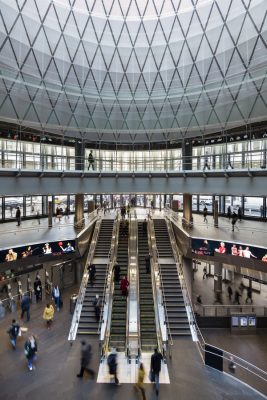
[{"xmin": 244, "ymin": 197, "xmax": 263, "ymax": 217}]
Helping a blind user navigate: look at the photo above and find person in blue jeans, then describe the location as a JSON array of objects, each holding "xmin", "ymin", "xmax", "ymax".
[
  {"xmin": 150, "ymin": 348, "xmax": 163, "ymax": 396},
  {"xmin": 52, "ymin": 285, "xmax": 61, "ymax": 311},
  {"xmin": 7, "ymin": 319, "xmax": 20, "ymax": 349},
  {"xmin": 24, "ymin": 335, "xmax": 37, "ymax": 371},
  {"xmin": 21, "ymin": 293, "xmax": 30, "ymax": 322}
]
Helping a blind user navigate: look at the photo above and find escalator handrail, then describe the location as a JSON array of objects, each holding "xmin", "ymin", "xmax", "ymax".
[
  {"xmin": 125, "ymin": 212, "xmax": 131, "ymax": 357},
  {"xmin": 100, "ymin": 211, "xmax": 120, "ymax": 355},
  {"xmin": 68, "ymin": 214, "xmax": 102, "ymax": 341},
  {"xmin": 148, "ymin": 217, "xmax": 171, "ymax": 359}
]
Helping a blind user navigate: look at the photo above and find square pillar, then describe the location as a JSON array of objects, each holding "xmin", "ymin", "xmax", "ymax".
[
  {"xmin": 183, "ymin": 193, "xmax": 193, "ymax": 227},
  {"xmin": 75, "ymin": 194, "xmax": 84, "ymax": 228}
]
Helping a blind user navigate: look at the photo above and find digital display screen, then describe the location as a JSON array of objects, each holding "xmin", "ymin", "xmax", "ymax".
[
  {"xmin": 231, "ymin": 316, "xmax": 239, "ymax": 327},
  {"xmin": 240, "ymin": 317, "xmax": 248, "ymax": 327},
  {"xmin": 0, "ymin": 240, "xmax": 76, "ymax": 263},
  {"xmin": 248, "ymin": 317, "xmax": 256, "ymax": 326},
  {"xmin": 192, "ymin": 238, "xmax": 267, "ymax": 263}
]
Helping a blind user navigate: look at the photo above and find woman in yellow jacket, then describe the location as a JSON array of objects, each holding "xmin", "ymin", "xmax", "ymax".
[
  {"xmin": 43, "ymin": 303, "xmax": 54, "ymax": 329},
  {"xmin": 135, "ymin": 363, "xmax": 146, "ymax": 400}
]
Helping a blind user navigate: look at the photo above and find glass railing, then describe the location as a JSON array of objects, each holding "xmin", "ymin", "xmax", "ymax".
[{"xmin": 0, "ymin": 149, "xmax": 266, "ymax": 172}]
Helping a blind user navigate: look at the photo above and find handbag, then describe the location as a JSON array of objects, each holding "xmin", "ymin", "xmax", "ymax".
[
  {"xmin": 149, "ymin": 370, "xmax": 155, "ymax": 383},
  {"xmin": 18, "ymin": 328, "xmax": 22, "ymax": 337}
]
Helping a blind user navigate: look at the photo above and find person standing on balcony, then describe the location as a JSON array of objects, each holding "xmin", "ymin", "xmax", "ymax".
[
  {"xmin": 88, "ymin": 150, "xmax": 95, "ymax": 170},
  {"xmin": 15, "ymin": 206, "xmax": 21, "ymax": 226},
  {"xmin": 203, "ymin": 151, "xmax": 210, "ymax": 171}
]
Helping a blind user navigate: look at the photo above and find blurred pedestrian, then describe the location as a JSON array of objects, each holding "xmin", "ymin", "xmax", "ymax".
[
  {"xmin": 7, "ymin": 319, "xmax": 20, "ymax": 350},
  {"xmin": 88, "ymin": 263, "xmax": 96, "ymax": 285},
  {"xmin": 150, "ymin": 348, "xmax": 163, "ymax": 396},
  {"xmin": 107, "ymin": 348, "xmax": 119, "ymax": 385},
  {"xmin": 196, "ymin": 295, "xmax": 202, "ymax": 304},
  {"xmin": 203, "ymin": 151, "xmax": 210, "ymax": 170},
  {"xmin": 52, "ymin": 285, "xmax": 61, "ymax": 311},
  {"xmin": 145, "ymin": 254, "xmax": 151, "ymax": 274},
  {"xmin": 246, "ymin": 287, "xmax": 253, "ymax": 304},
  {"xmin": 120, "ymin": 276, "xmax": 129, "ymax": 297},
  {"xmin": 142, "ymin": 218, "xmax": 147, "ymax": 236},
  {"xmin": 88, "ymin": 150, "xmax": 95, "ymax": 170},
  {"xmin": 202, "ymin": 266, "xmax": 207, "ymax": 279},
  {"xmin": 24, "ymin": 335, "xmax": 38, "ymax": 371},
  {"xmin": 77, "ymin": 340, "xmax": 95, "ymax": 378},
  {"xmin": 231, "ymin": 212, "xmax": 238, "ymax": 232},
  {"xmin": 135, "ymin": 363, "xmax": 146, "ymax": 400},
  {"xmin": 234, "ymin": 290, "xmax": 241, "ymax": 305},
  {"xmin": 34, "ymin": 276, "xmax": 42, "ymax": 303},
  {"xmin": 16, "ymin": 207, "xmax": 21, "ymax": 226},
  {"xmin": 203, "ymin": 206, "xmax": 208, "ymax": 223},
  {"xmin": 237, "ymin": 206, "xmax": 242, "ymax": 222},
  {"xmin": 92, "ymin": 294, "xmax": 101, "ymax": 322},
  {"xmin": 43, "ymin": 303, "xmax": 54, "ymax": 329},
  {"xmin": 21, "ymin": 293, "xmax": 31, "ymax": 322},
  {"xmin": 113, "ymin": 262, "xmax": 120, "ymax": 283},
  {"xmin": 227, "ymin": 206, "xmax": 232, "ymax": 220}
]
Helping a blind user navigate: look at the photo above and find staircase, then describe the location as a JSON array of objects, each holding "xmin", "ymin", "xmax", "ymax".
[
  {"xmin": 77, "ymin": 219, "xmax": 114, "ymax": 336},
  {"xmin": 138, "ymin": 222, "xmax": 157, "ymax": 351},
  {"xmin": 109, "ymin": 221, "xmax": 128, "ymax": 351},
  {"xmin": 153, "ymin": 219, "xmax": 190, "ymax": 337}
]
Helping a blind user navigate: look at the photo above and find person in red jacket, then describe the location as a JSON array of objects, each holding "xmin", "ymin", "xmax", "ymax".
[{"xmin": 120, "ymin": 276, "xmax": 129, "ymax": 297}]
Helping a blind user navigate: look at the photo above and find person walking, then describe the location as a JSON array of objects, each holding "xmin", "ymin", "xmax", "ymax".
[
  {"xmin": 231, "ymin": 212, "xmax": 238, "ymax": 232},
  {"xmin": 64, "ymin": 206, "xmax": 70, "ymax": 220},
  {"xmin": 34, "ymin": 276, "xmax": 42, "ymax": 303},
  {"xmin": 227, "ymin": 155, "xmax": 234, "ymax": 169},
  {"xmin": 120, "ymin": 275, "xmax": 129, "ymax": 297},
  {"xmin": 92, "ymin": 294, "xmax": 101, "ymax": 322},
  {"xmin": 227, "ymin": 285, "xmax": 233, "ymax": 301},
  {"xmin": 246, "ymin": 287, "xmax": 253, "ymax": 304},
  {"xmin": 135, "ymin": 363, "xmax": 146, "ymax": 400},
  {"xmin": 107, "ymin": 348, "xmax": 120, "ymax": 385},
  {"xmin": 150, "ymin": 348, "xmax": 163, "ymax": 396},
  {"xmin": 77, "ymin": 340, "xmax": 95, "ymax": 379},
  {"xmin": 227, "ymin": 206, "xmax": 232, "ymax": 220},
  {"xmin": 142, "ymin": 218, "xmax": 147, "ymax": 236},
  {"xmin": 113, "ymin": 262, "xmax": 120, "ymax": 283},
  {"xmin": 43, "ymin": 303, "xmax": 54, "ymax": 329},
  {"xmin": 203, "ymin": 206, "xmax": 208, "ymax": 223},
  {"xmin": 88, "ymin": 150, "xmax": 95, "ymax": 170},
  {"xmin": 52, "ymin": 285, "xmax": 61, "ymax": 311},
  {"xmin": 21, "ymin": 292, "xmax": 31, "ymax": 322},
  {"xmin": 203, "ymin": 151, "xmax": 210, "ymax": 171},
  {"xmin": 145, "ymin": 254, "xmax": 151, "ymax": 274},
  {"xmin": 202, "ymin": 266, "xmax": 207, "ymax": 279},
  {"xmin": 234, "ymin": 290, "xmax": 241, "ymax": 305},
  {"xmin": 24, "ymin": 335, "xmax": 38, "ymax": 371},
  {"xmin": 237, "ymin": 206, "xmax": 242, "ymax": 222},
  {"xmin": 88, "ymin": 264, "xmax": 96, "ymax": 285},
  {"xmin": 7, "ymin": 319, "xmax": 20, "ymax": 350},
  {"xmin": 15, "ymin": 206, "xmax": 21, "ymax": 226}
]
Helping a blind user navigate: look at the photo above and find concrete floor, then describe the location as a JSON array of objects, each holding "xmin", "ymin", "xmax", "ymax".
[{"xmin": 0, "ymin": 285, "xmax": 266, "ymax": 400}]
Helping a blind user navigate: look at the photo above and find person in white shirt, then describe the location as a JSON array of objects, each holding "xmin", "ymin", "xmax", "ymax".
[{"xmin": 243, "ymin": 247, "xmax": 256, "ymax": 259}]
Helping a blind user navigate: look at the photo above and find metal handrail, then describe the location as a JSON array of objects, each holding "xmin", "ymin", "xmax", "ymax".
[
  {"xmin": 125, "ymin": 212, "xmax": 131, "ymax": 357},
  {"xmin": 68, "ymin": 213, "xmax": 102, "ymax": 342},
  {"xmin": 197, "ymin": 304, "xmax": 267, "ymax": 317},
  {"xmin": 134, "ymin": 209, "xmax": 141, "ymax": 359},
  {"xmin": 100, "ymin": 211, "xmax": 120, "ymax": 356},
  {"xmin": 98, "ymin": 210, "xmax": 119, "ymax": 334},
  {"xmin": 165, "ymin": 214, "xmax": 267, "ymax": 394},
  {"xmin": 148, "ymin": 216, "xmax": 171, "ymax": 359}
]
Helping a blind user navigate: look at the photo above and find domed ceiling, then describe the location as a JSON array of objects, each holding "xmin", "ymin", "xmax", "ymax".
[{"xmin": 0, "ymin": 0, "xmax": 266, "ymax": 143}]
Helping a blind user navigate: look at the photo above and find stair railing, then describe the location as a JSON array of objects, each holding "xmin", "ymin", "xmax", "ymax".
[
  {"xmin": 68, "ymin": 213, "xmax": 102, "ymax": 342},
  {"xmin": 99, "ymin": 211, "xmax": 120, "ymax": 358},
  {"xmin": 148, "ymin": 217, "xmax": 172, "ymax": 360}
]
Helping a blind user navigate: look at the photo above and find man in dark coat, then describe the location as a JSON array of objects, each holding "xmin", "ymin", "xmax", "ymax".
[
  {"xmin": 113, "ymin": 263, "xmax": 120, "ymax": 282},
  {"xmin": 150, "ymin": 348, "xmax": 163, "ymax": 396},
  {"xmin": 15, "ymin": 207, "xmax": 21, "ymax": 226},
  {"xmin": 107, "ymin": 348, "xmax": 119, "ymax": 385},
  {"xmin": 34, "ymin": 277, "xmax": 42, "ymax": 303},
  {"xmin": 88, "ymin": 264, "xmax": 96, "ymax": 284},
  {"xmin": 21, "ymin": 293, "xmax": 30, "ymax": 321},
  {"xmin": 77, "ymin": 341, "xmax": 95, "ymax": 378},
  {"xmin": 145, "ymin": 254, "xmax": 151, "ymax": 274}
]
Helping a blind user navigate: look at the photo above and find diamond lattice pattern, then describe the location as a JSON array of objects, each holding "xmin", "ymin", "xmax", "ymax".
[{"xmin": 0, "ymin": 0, "xmax": 266, "ymax": 142}]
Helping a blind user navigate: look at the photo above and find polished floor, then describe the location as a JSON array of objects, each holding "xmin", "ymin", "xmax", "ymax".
[{"xmin": 0, "ymin": 286, "xmax": 266, "ymax": 400}]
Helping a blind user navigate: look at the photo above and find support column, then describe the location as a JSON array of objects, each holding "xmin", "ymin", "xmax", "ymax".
[
  {"xmin": 213, "ymin": 199, "xmax": 219, "ymax": 227},
  {"xmin": 183, "ymin": 193, "xmax": 193, "ymax": 227},
  {"xmin": 182, "ymin": 139, "xmax": 192, "ymax": 170},
  {"xmin": 75, "ymin": 141, "xmax": 85, "ymax": 171},
  {"xmin": 182, "ymin": 257, "xmax": 193, "ymax": 297},
  {"xmin": 48, "ymin": 201, "xmax": 53, "ymax": 228},
  {"xmin": 214, "ymin": 262, "xmax": 222, "ymax": 303},
  {"xmin": 171, "ymin": 199, "xmax": 179, "ymax": 212},
  {"xmin": 74, "ymin": 194, "xmax": 84, "ymax": 228}
]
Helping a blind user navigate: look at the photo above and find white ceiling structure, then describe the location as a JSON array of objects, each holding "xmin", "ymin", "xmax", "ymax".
[{"xmin": 0, "ymin": 0, "xmax": 266, "ymax": 142}]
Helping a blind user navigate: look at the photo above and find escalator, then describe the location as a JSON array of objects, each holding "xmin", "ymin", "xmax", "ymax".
[
  {"xmin": 138, "ymin": 222, "xmax": 158, "ymax": 351},
  {"xmin": 153, "ymin": 219, "xmax": 191, "ymax": 337},
  {"xmin": 109, "ymin": 221, "xmax": 128, "ymax": 351},
  {"xmin": 77, "ymin": 219, "xmax": 114, "ymax": 336}
]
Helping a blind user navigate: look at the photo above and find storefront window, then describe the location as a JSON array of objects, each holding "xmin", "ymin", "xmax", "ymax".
[
  {"xmin": 5, "ymin": 196, "xmax": 24, "ymax": 219},
  {"xmin": 199, "ymin": 195, "xmax": 213, "ymax": 212},
  {"xmin": 25, "ymin": 196, "xmax": 42, "ymax": 216},
  {"xmin": 192, "ymin": 195, "xmax": 198, "ymax": 211},
  {"xmin": 69, "ymin": 195, "xmax": 75, "ymax": 212},
  {"xmin": 244, "ymin": 197, "xmax": 263, "ymax": 217}
]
